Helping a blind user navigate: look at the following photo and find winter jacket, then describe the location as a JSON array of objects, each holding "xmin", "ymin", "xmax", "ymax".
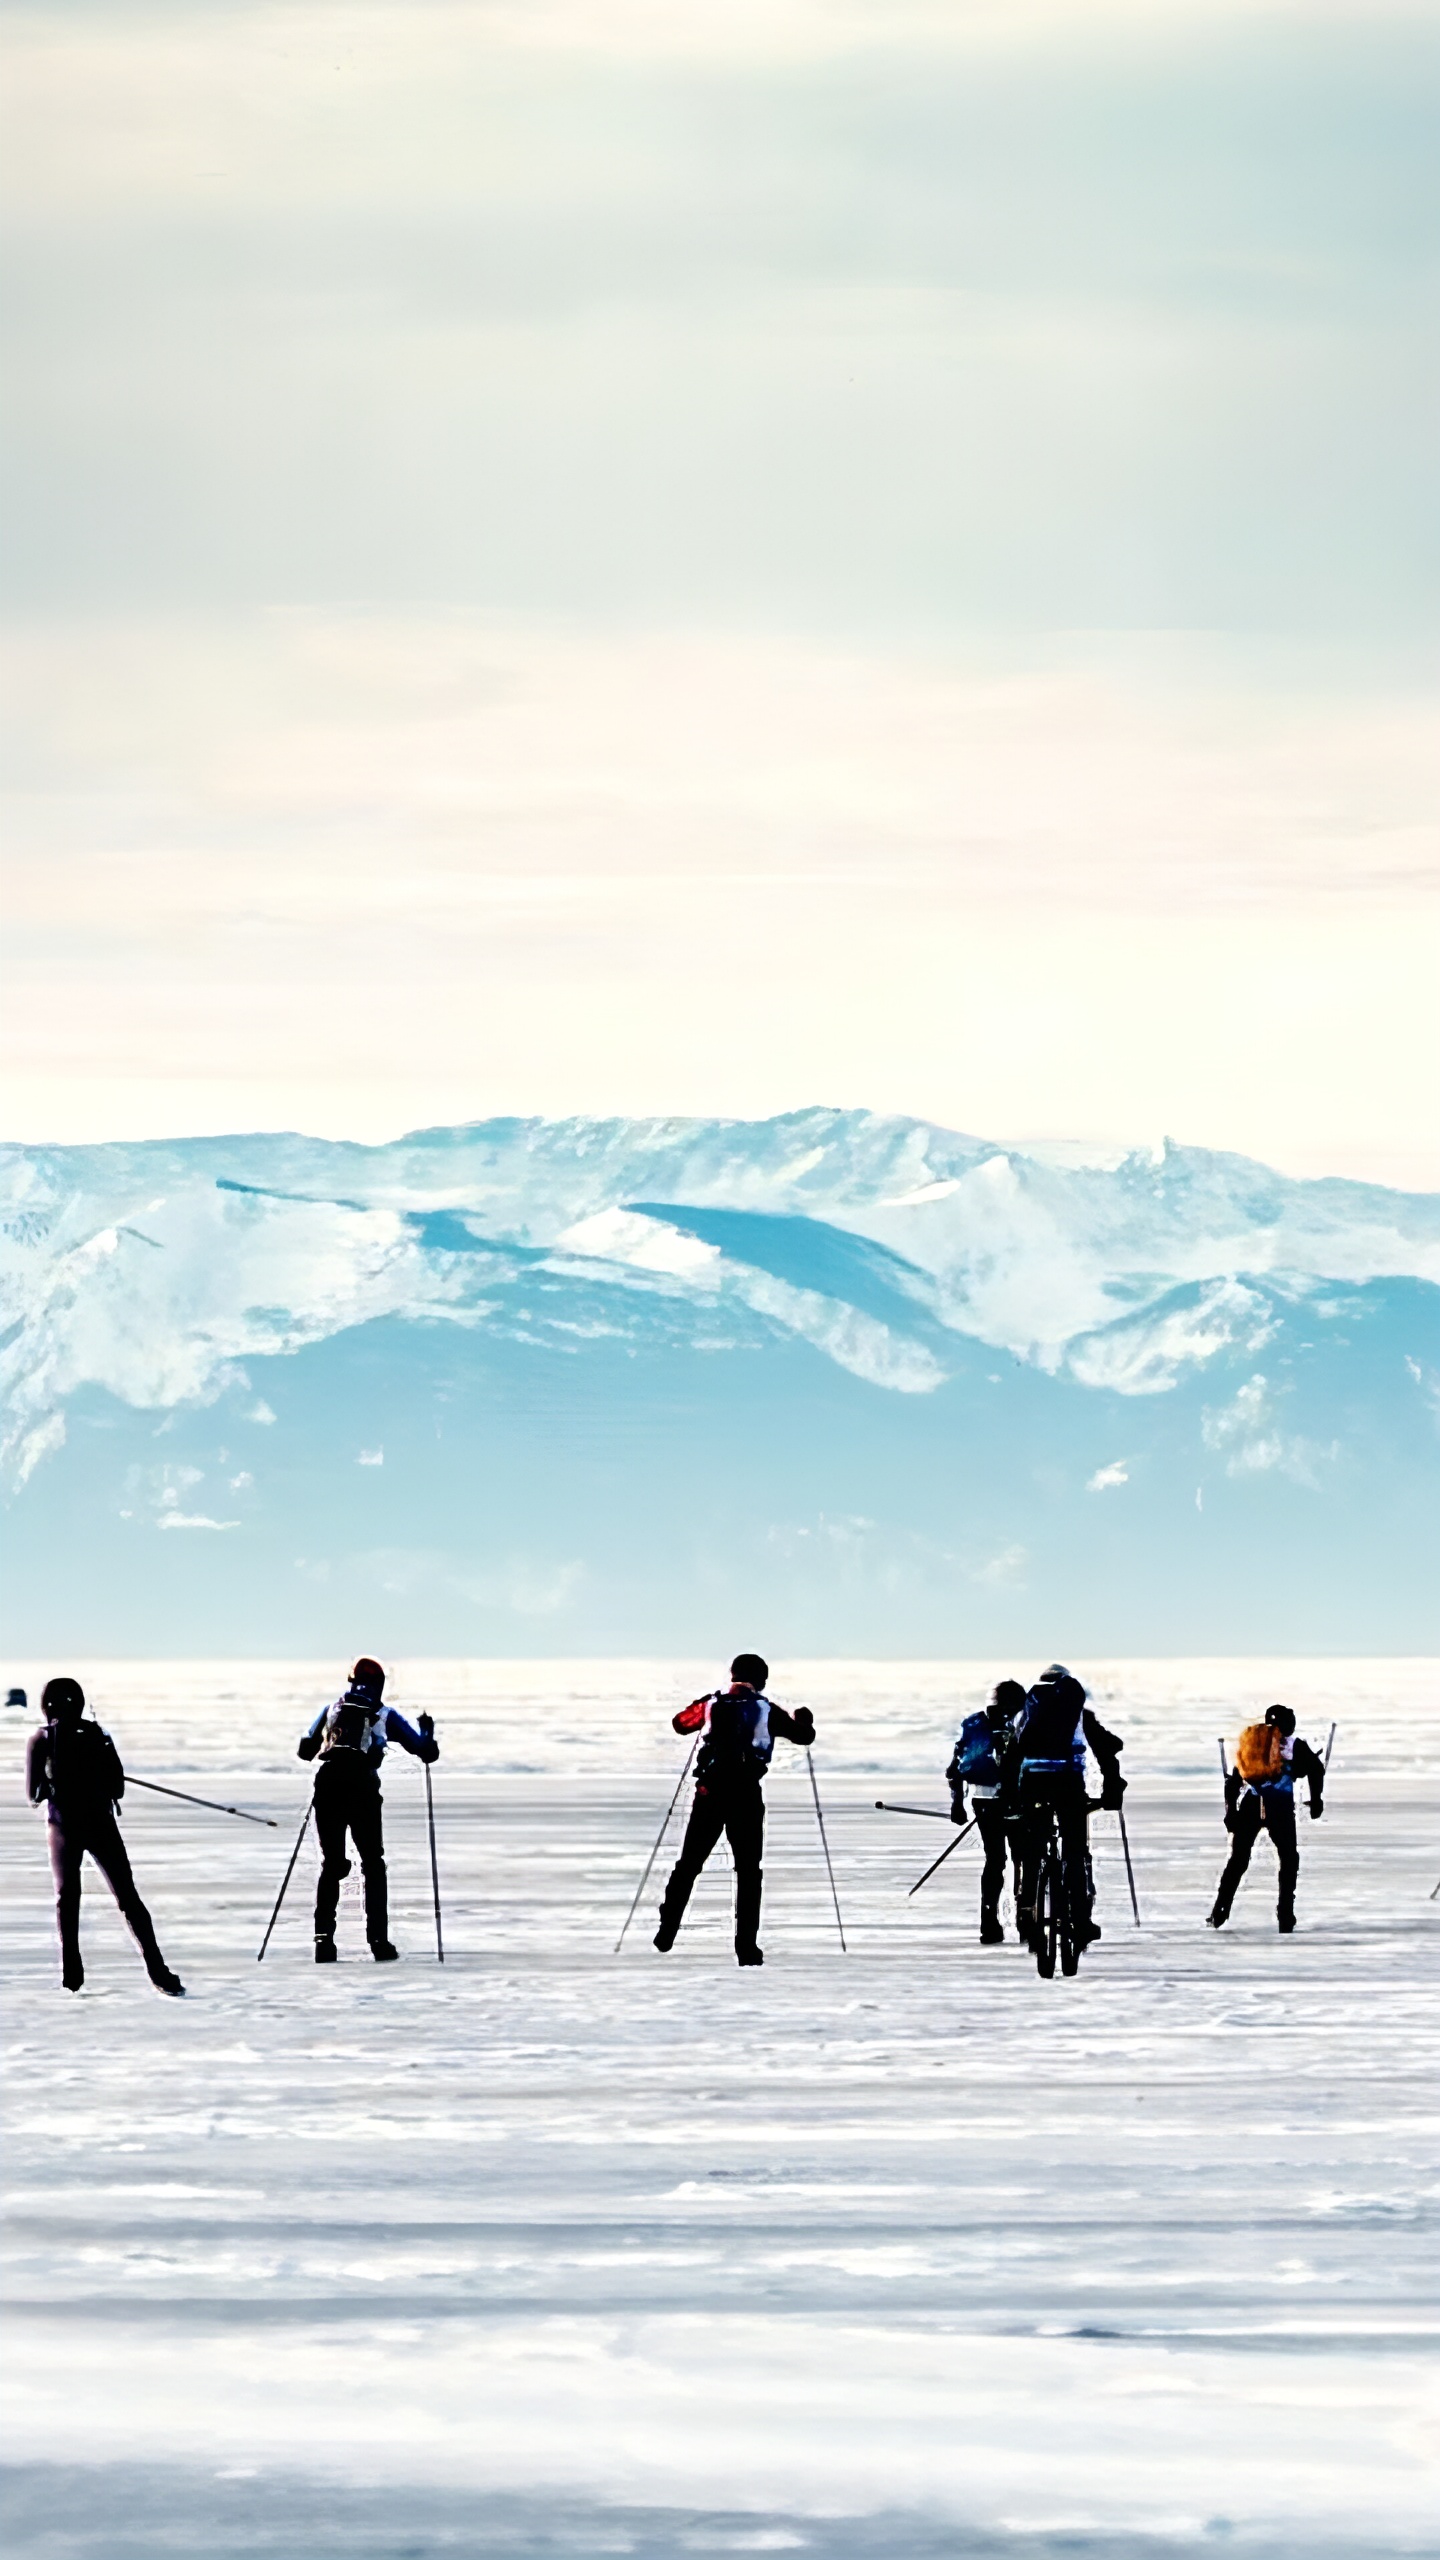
[
  {"xmin": 1015, "ymin": 1676, "xmax": 1124, "ymax": 1799},
  {"xmin": 28, "ymin": 1719, "xmax": 126, "ymax": 1826},
  {"xmin": 672, "ymin": 1684, "xmax": 815, "ymax": 1784},
  {"xmin": 298, "ymin": 1698, "xmax": 435, "ymax": 1769},
  {"xmin": 1226, "ymin": 1733, "xmax": 1324, "ymax": 1820}
]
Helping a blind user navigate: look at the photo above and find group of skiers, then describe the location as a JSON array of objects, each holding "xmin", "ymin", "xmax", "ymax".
[{"xmin": 22, "ymin": 1652, "xmax": 1330, "ymax": 1991}]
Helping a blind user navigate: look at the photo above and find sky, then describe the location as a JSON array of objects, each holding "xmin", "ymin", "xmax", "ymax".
[{"xmin": 2, "ymin": 0, "xmax": 1437, "ymax": 1185}]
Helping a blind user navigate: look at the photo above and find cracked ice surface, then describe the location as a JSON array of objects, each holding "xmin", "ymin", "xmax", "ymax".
[{"xmin": 2, "ymin": 1659, "xmax": 1438, "ymax": 2559}]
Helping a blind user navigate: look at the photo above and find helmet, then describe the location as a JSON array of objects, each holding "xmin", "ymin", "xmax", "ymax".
[
  {"xmin": 348, "ymin": 1657, "xmax": 385, "ymax": 1701},
  {"xmin": 41, "ymin": 1676, "xmax": 85, "ymax": 1722},
  {"xmin": 1038, "ymin": 1664, "xmax": 1071, "ymax": 1684},
  {"xmin": 730, "ymin": 1653, "xmax": 769, "ymax": 1691},
  {"xmin": 1265, "ymin": 1703, "xmax": 1296, "ymax": 1737},
  {"xmin": 992, "ymin": 1679, "xmax": 1027, "ymax": 1713}
]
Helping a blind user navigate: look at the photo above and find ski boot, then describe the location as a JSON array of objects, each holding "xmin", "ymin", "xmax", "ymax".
[
  {"xmin": 735, "ymin": 1944, "xmax": 765, "ymax": 1967},
  {"xmin": 979, "ymin": 1910, "xmax": 1005, "ymax": 1946},
  {"xmin": 62, "ymin": 1951, "xmax": 85, "ymax": 1993},
  {"xmin": 1277, "ymin": 1909, "xmax": 1296, "ymax": 1935},
  {"xmin": 1206, "ymin": 1902, "xmax": 1229, "ymax": 1929},
  {"xmin": 315, "ymin": 1934, "xmax": 338, "ymax": 1964},
  {"xmin": 370, "ymin": 1940, "xmax": 400, "ymax": 1963},
  {"xmin": 148, "ymin": 1961, "xmax": 186, "ymax": 1997}
]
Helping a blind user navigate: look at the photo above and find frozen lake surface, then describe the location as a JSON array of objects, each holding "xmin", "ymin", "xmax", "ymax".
[{"xmin": 3, "ymin": 1658, "xmax": 1438, "ymax": 2560}]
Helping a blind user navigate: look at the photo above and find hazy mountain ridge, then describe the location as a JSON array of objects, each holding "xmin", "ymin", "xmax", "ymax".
[{"xmin": 2, "ymin": 1112, "xmax": 1437, "ymax": 1649}]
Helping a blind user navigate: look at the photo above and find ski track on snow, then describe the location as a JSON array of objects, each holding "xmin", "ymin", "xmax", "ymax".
[{"xmin": 2, "ymin": 1659, "xmax": 1437, "ymax": 2560}]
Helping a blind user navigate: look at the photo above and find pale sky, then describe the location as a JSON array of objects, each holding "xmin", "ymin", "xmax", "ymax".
[{"xmin": 2, "ymin": 0, "xmax": 1437, "ymax": 1183}]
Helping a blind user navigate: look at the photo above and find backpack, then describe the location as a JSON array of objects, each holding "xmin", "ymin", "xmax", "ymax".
[
  {"xmin": 1019, "ymin": 1678, "xmax": 1085, "ymax": 1763},
  {"xmin": 47, "ymin": 1719, "xmax": 124, "ymax": 1813},
  {"xmin": 1235, "ymin": 1722, "xmax": 1285, "ymax": 1784},
  {"xmin": 955, "ymin": 1711, "xmax": 1001, "ymax": 1788}
]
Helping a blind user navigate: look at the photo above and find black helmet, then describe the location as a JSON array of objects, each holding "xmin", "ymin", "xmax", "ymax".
[
  {"xmin": 730, "ymin": 1653, "xmax": 769, "ymax": 1691},
  {"xmin": 992, "ymin": 1679, "xmax": 1026, "ymax": 1713},
  {"xmin": 348, "ymin": 1657, "xmax": 385, "ymax": 1702},
  {"xmin": 1265, "ymin": 1703, "xmax": 1296, "ymax": 1737},
  {"xmin": 1038, "ymin": 1663, "xmax": 1071, "ymax": 1684},
  {"xmin": 41, "ymin": 1676, "xmax": 85, "ymax": 1722}
]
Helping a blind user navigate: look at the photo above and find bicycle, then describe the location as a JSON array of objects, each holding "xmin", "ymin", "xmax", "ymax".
[{"xmin": 1027, "ymin": 1789, "xmax": 1101, "ymax": 1979}]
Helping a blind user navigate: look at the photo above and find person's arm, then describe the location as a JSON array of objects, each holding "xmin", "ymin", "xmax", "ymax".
[
  {"xmin": 100, "ymin": 1729, "xmax": 126, "ymax": 1803},
  {"xmin": 1083, "ymin": 1709, "xmax": 1126, "ymax": 1806},
  {"xmin": 945, "ymin": 1747, "xmax": 965, "ymax": 1821},
  {"xmin": 297, "ymin": 1709, "xmax": 327, "ymax": 1762},
  {"xmin": 383, "ymin": 1707, "xmax": 438, "ymax": 1763},
  {"xmin": 1223, "ymin": 1768, "xmax": 1242, "ymax": 1830},
  {"xmin": 767, "ymin": 1704, "xmax": 815, "ymax": 1746},
  {"xmin": 1292, "ymin": 1737, "xmax": 1325, "ymax": 1815},
  {"xmin": 26, "ymin": 1729, "xmax": 50, "ymax": 1807},
  {"xmin": 673, "ymin": 1695, "xmax": 712, "ymax": 1737}
]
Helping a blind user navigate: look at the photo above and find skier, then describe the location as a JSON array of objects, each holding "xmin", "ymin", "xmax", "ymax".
[
  {"xmin": 654, "ymin": 1654, "xmax": 815, "ymax": 1966},
  {"xmin": 1208, "ymin": 1704, "xmax": 1324, "ymax": 1934},
  {"xmin": 297, "ymin": 1658, "xmax": 438, "ymax": 1964},
  {"xmin": 1013, "ymin": 1665, "xmax": 1125, "ymax": 1948},
  {"xmin": 945, "ymin": 1679, "xmax": 1026, "ymax": 1944},
  {"xmin": 26, "ymin": 1677, "xmax": 184, "ymax": 1996}
]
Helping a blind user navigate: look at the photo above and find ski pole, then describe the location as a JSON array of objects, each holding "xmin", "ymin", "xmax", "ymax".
[
  {"xmin": 1217, "ymin": 1737, "xmax": 1228, "ymax": 1787},
  {"xmin": 128, "ymin": 1773, "xmax": 277, "ymax": 1827},
  {"xmin": 908, "ymin": 1815, "xmax": 979, "ymax": 1898},
  {"xmin": 614, "ymin": 1739, "xmax": 697, "ymax": 1954},
  {"xmin": 1324, "ymin": 1721, "xmax": 1337, "ymax": 1769},
  {"xmin": 807, "ymin": 1750, "xmax": 847, "ymax": 1953},
  {"xmin": 256, "ymin": 1802, "xmax": 313, "ymax": 1960},
  {"xmin": 1117, "ymin": 1802, "xmax": 1141, "ymax": 1925},
  {"xmin": 423, "ymin": 1754, "xmax": 444, "ymax": 1965},
  {"xmin": 874, "ymin": 1800, "xmax": 954, "ymax": 1821}
]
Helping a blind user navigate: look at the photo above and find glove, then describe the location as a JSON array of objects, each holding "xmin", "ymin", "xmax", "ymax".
[
  {"xmin": 950, "ymin": 1794, "xmax": 966, "ymax": 1826},
  {"xmin": 791, "ymin": 1707, "xmax": 815, "ymax": 1745},
  {"xmin": 1309, "ymin": 1797, "xmax": 1323, "ymax": 1821},
  {"xmin": 420, "ymin": 1738, "xmax": 440, "ymax": 1765},
  {"xmin": 417, "ymin": 1712, "xmax": 435, "ymax": 1739},
  {"xmin": 1100, "ymin": 1770, "xmax": 1126, "ymax": 1810},
  {"xmin": 297, "ymin": 1731, "xmax": 321, "ymax": 1761}
]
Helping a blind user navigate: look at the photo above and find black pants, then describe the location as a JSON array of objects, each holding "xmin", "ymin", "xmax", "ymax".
[
  {"xmin": 49, "ymin": 1810, "xmax": 166, "ymax": 1980},
  {"xmin": 973, "ymin": 1799, "xmax": 1021, "ymax": 1920},
  {"xmin": 1213, "ymin": 1789, "xmax": 1298, "ymax": 1924},
  {"xmin": 313, "ymin": 1754, "xmax": 389, "ymax": 1945},
  {"xmin": 1017, "ymin": 1769, "xmax": 1090, "ymax": 1923},
  {"xmin": 658, "ymin": 1780, "xmax": 764, "ymax": 1954}
]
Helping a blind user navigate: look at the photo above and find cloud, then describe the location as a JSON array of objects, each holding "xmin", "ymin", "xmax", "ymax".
[
  {"xmin": 1086, "ymin": 1460, "xmax": 1130, "ymax": 1491},
  {"xmin": 1201, "ymin": 1372, "xmax": 1337, "ymax": 1485}
]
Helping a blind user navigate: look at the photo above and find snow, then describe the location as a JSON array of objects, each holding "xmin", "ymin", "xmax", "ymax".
[
  {"xmin": 5, "ymin": 1112, "xmax": 1439, "ymax": 1468},
  {"xmin": 3, "ymin": 1658, "xmax": 1438, "ymax": 2558}
]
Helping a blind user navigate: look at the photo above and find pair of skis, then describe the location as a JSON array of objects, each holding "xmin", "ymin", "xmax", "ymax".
[{"xmin": 614, "ymin": 1742, "xmax": 848, "ymax": 1955}]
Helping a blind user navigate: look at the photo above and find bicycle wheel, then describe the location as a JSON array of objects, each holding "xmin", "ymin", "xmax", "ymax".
[
  {"xmin": 1034, "ymin": 1839, "xmax": 1059, "ymax": 1979},
  {"xmin": 1059, "ymin": 1850, "xmax": 1083, "ymax": 1976}
]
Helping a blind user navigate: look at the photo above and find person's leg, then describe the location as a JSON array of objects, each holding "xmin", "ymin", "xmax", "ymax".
[
  {"xmin": 349, "ymin": 1772, "xmax": 393, "ymax": 1956},
  {"xmin": 1209, "ymin": 1794, "xmax": 1262, "ymax": 1925},
  {"xmin": 1057, "ymin": 1783, "xmax": 1092, "ymax": 1940},
  {"xmin": 976, "ymin": 1804, "xmax": 1006, "ymax": 1942},
  {"xmin": 656, "ymin": 1787, "xmax": 727, "ymax": 1947},
  {"xmin": 1269, "ymin": 1794, "xmax": 1300, "ymax": 1931},
  {"xmin": 313, "ymin": 1766, "xmax": 352, "ymax": 1947},
  {"xmin": 49, "ymin": 1818, "xmax": 85, "ymax": 1989},
  {"xmin": 86, "ymin": 1813, "xmax": 182, "ymax": 1991},
  {"xmin": 1015, "ymin": 1787, "xmax": 1044, "ymax": 1938},
  {"xmin": 727, "ymin": 1789, "xmax": 765, "ymax": 1963}
]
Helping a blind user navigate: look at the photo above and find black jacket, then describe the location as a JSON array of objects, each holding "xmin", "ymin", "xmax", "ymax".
[{"xmin": 28, "ymin": 1719, "xmax": 125, "ymax": 1823}]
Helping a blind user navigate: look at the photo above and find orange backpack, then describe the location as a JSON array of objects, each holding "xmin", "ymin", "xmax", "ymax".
[{"xmin": 1235, "ymin": 1722, "xmax": 1285, "ymax": 1784}]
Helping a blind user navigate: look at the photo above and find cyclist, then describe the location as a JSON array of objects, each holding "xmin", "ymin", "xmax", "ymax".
[{"xmin": 1014, "ymin": 1665, "xmax": 1125, "ymax": 1949}]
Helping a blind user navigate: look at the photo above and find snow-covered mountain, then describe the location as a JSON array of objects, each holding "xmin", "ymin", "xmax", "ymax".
[{"xmin": 3, "ymin": 1111, "xmax": 1437, "ymax": 1651}]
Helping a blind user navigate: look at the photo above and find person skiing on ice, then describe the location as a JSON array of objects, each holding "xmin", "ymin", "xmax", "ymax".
[
  {"xmin": 946, "ymin": 1678, "xmax": 1026, "ymax": 1944},
  {"xmin": 1208, "ymin": 1703, "xmax": 1324, "ymax": 1934},
  {"xmin": 26, "ymin": 1677, "xmax": 185, "ymax": 1996},
  {"xmin": 654, "ymin": 1654, "xmax": 814, "ymax": 1967},
  {"xmin": 297, "ymin": 1658, "xmax": 438, "ymax": 1964},
  {"xmin": 1013, "ymin": 1665, "xmax": 1125, "ymax": 1949}
]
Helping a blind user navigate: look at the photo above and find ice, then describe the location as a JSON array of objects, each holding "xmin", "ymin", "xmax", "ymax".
[{"xmin": 3, "ymin": 1658, "xmax": 1437, "ymax": 2557}]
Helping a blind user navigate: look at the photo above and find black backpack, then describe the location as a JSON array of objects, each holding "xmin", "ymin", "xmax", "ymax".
[{"xmin": 47, "ymin": 1719, "xmax": 125, "ymax": 1814}]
